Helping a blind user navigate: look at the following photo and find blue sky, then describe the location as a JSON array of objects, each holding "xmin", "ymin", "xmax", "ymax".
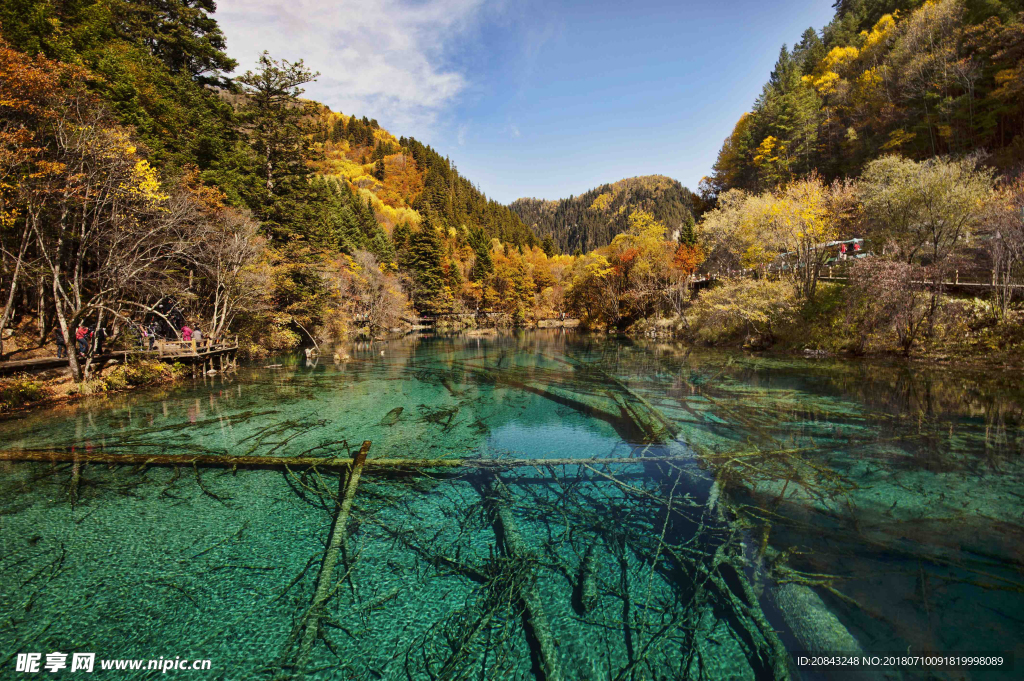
[{"xmin": 216, "ymin": 0, "xmax": 837, "ymax": 202}]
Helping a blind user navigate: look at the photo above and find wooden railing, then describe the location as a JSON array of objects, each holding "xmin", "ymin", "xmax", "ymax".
[
  {"xmin": 153, "ymin": 336, "xmax": 238, "ymax": 357},
  {"xmin": 691, "ymin": 267, "xmax": 1024, "ymax": 291}
]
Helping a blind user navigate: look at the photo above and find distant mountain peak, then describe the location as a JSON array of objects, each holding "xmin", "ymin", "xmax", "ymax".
[{"xmin": 510, "ymin": 175, "xmax": 697, "ymax": 253}]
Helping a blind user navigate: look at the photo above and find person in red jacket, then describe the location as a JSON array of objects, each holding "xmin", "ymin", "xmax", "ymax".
[{"xmin": 75, "ymin": 326, "xmax": 90, "ymax": 356}]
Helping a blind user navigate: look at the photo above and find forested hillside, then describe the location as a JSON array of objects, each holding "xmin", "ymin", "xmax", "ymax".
[
  {"xmin": 2, "ymin": 0, "xmax": 1023, "ymax": 382},
  {"xmin": 0, "ymin": 0, "xmax": 544, "ymax": 372},
  {"xmin": 510, "ymin": 176, "xmax": 700, "ymax": 253},
  {"xmin": 707, "ymin": 0, "xmax": 1024, "ymax": 195},
  {"xmin": 680, "ymin": 0, "xmax": 1024, "ymax": 361}
]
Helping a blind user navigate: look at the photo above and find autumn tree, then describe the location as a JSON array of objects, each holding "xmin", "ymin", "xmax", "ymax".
[
  {"xmin": 689, "ymin": 279, "xmax": 797, "ymax": 346},
  {"xmin": 606, "ymin": 210, "xmax": 676, "ymax": 325},
  {"xmin": 487, "ymin": 242, "xmax": 535, "ymax": 323},
  {"xmin": 181, "ymin": 180, "xmax": 269, "ymax": 338},
  {"xmin": 1, "ymin": 42, "xmax": 187, "ymax": 378},
  {"xmin": 349, "ymin": 250, "xmax": 409, "ymax": 336},
  {"xmin": 772, "ymin": 176, "xmax": 856, "ymax": 300},
  {"xmin": 985, "ymin": 175, "xmax": 1024, "ymax": 317},
  {"xmin": 698, "ymin": 190, "xmax": 777, "ymax": 273},
  {"xmin": 565, "ymin": 253, "xmax": 615, "ymax": 326},
  {"xmin": 667, "ymin": 241, "xmax": 705, "ymax": 317},
  {"xmin": 26, "ymin": 120, "xmax": 193, "ymax": 380},
  {"xmin": 848, "ymin": 257, "xmax": 932, "ymax": 356},
  {"xmin": 0, "ymin": 39, "xmax": 75, "ymax": 355},
  {"xmin": 858, "ymin": 154, "xmax": 994, "ymax": 267}
]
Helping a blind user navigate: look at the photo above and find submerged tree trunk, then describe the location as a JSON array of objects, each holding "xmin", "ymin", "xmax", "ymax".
[{"xmin": 481, "ymin": 476, "xmax": 564, "ymax": 681}]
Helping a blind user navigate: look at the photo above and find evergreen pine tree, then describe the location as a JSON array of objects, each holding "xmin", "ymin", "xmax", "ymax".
[
  {"xmin": 338, "ymin": 207, "xmax": 363, "ymax": 252},
  {"xmin": 392, "ymin": 222, "xmax": 412, "ymax": 268},
  {"xmin": 407, "ymin": 216, "xmax": 445, "ymax": 313},
  {"xmin": 369, "ymin": 228, "xmax": 396, "ymax": 265},
  {"xmin": 679, "ymin": 214, "xmax": 697, "ymax": 247},
  {"xmin": 541, "ymin": 235, "xmax": 557, "ymax": 256},
  {"xmin": 469, "ymin": 228, "xmax": 493, "ymax": 281},
  {"xmin": 793, "ymin": 27, "xmax": 826, "ymax": 75},
  {"xmin": 330, "ymin": 116, "xmax": 345, "ymax": 142},
  {"xmin": 235, "ymin": 52, "xmax": 320, "ymax": 239}
]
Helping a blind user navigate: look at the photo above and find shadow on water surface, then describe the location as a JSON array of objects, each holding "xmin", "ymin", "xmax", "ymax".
[{"xmin": 0, "ymin": 330, "xmax": 1021, "ymax": 680}]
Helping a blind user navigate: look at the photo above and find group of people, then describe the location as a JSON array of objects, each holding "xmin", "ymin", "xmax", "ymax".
[
  {"xmin": 52, "ymin": 319, "xmax": 207, "ymax": 359},
  {"xmin": 137, "ymin": 321, "xmax": 162, "ymax": 351},
  {"xmin": 181, "ymin": 325, "xmax": 203, "ymax": 343},
  {"xmin": 53, "ymin": 325, "xmax": 108, "ymax": 359},
  {"xmin": 137, "ymin": 321, "xmax": 204, "ymax": 349}
]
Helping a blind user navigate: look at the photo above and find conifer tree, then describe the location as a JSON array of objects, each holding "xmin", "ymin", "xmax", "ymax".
[
  {"xmin": 392, "ymin": 222, "xmax": 412, "ymax": 267},
  {"xmin": 407, "ymin": 216, "xmax": 446, "ymax": 313},
  {"xmin": 679, "ymin": 214, "xmax": 697, "ymax": 247},
  {"xmin": 369, "ymin": 229, "xmax": 396, "ymax": 265},
  {"xmin": 541, "ymin": 235, "xmax": 558, "ymax": 256},
  {"xmin": 469, "ymin": 228, "xmax": 492, "ymax": 281},
  {"xmin": 338, "ymin": 207, "xmax": 363, "ymax": 252},
  {"xmin": 235, "ymin": 51, "xmax": 319, "ymax": 237},
  {"xmin": 330, "ymin": 117, "xmax": 345, "ymax": 142}
]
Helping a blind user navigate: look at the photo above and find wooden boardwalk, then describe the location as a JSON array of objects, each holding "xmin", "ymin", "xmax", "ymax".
[
  {"xmin": 0, "ymin": 338, "xmax": 239, "ymax": 376},
  {"xmin": 693, "ymin": 268, "xmax": 1024, "ymax": 291}
]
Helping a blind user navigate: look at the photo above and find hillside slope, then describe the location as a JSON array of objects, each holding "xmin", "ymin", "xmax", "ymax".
[
  {"xmin": 510, "ymin": 175, "xmax": 698, "ymax": 253},
  {"xmin": 310, "ymin": 108, "xmax": 534, "ymax": 247},
  {"xmin": 708, "ymin": 0, "xmax": 1024, "ymax": 194}
]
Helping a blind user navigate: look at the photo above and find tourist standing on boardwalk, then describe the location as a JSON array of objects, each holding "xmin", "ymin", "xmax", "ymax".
[
  {"xmin": 54, "ymin": 328, "xmax": 67, "ymax": 358},
  {"xmin": 75, "ymin": 326, "xmax": 90, "ymax": 356}
]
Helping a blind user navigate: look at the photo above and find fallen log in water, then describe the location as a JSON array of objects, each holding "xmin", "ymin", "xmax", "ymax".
[
  {"xmin": 482, "ymin": 476, "xmax": 564, "ymax": 681},
  {"xmin": 0, "ymin": 449, "xmax": 698, "ymax": 470},
  {"xmin": 572, "ymin": 544, "xmax": 598, "ymax": 616},
  {"xmin": 294, "ymin": 440, "xmax": 371, "ymax": 671},
  {"xmin": 770, "ymin": 582, "xmax": 864, "ymax": 655}
]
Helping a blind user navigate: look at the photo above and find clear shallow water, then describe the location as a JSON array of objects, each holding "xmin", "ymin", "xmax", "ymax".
[{"xmin": 0, "ymin": 330, "xmax": 1021, "ymax": 680}]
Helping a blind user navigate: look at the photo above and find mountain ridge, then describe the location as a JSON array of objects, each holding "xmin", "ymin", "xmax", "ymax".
[{"xmin": 509, "ymin": 175, "xmax": 699, "ymax": 253}]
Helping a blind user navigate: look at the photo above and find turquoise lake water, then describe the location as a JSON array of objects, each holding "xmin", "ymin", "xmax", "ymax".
[{"xmin": 0, "ymin": 330, "xmax": 1021, "ymax": 680}]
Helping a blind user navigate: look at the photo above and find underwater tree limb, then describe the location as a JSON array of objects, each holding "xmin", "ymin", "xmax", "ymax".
[
  {"xmin": 482, "ymin": 476, "xmax": 565, "ymax": 681},
  {"xmin": 0, "ymin": 449, "xmax": 700, "ymax": 470},
  {"xmin": 295, "ymin": 440, "xmax": 371, "ymax": 671}
]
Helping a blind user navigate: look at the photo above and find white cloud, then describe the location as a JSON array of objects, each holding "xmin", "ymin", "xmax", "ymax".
[{"xmin": 216, "ymin": 0, "xmax": 487, "ymax": 136}]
